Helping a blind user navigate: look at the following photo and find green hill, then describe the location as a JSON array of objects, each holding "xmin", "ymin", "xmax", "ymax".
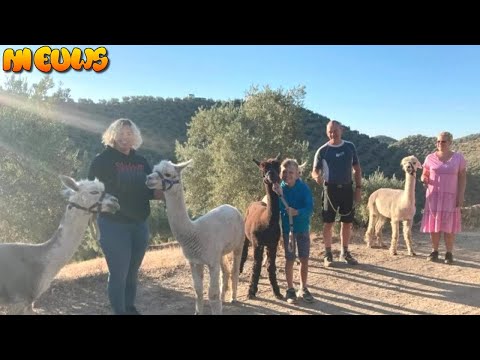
[{"xmin": 374, "ymin": 135, "xmax": 397, "ymax": 145}]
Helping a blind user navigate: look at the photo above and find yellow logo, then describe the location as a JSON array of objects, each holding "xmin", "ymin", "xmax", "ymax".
[{"xmin": 3, "ymin": 46, "xmax": 109, "ymax": 73}]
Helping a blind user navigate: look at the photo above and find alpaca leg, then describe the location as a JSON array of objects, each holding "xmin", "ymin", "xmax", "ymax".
[
  {"xmin": 248, "ymin": 245, "xmax": 264, "ymax": 299},
  {"xmin": 375, "ymin": 217, "xmax": 387, "ymax": 248},
  {"xmin": 207, "ymin": 264, "xmax": 222, "ymax": 315},
  {"xmin": 365, "ymin": 212, "xmax": 377, "ymax": 248},
  {"xmin": 230, "ymin": 245, "xmax": 243, "ymax": 303},
  {"xmin": 402, "ymin": 219, "xmax": 416, "ymax": 256},
  {"xmin": 389, "ymin": 220, "xmax": 400, "ymax": 256},
  {"xmin": 220, "ymin": 255, "xmax": 230, "ymax": 303},
  {"xmin": 239, "ymin": 238, "xmax": 249, "ymax": 274},
  {"xmin": 266, "ymin": 243, "xmax": 283, "ymax": 300},
  {"xmin": 190, "ymin": 262, "xmax": 204, "ymax": 315}
]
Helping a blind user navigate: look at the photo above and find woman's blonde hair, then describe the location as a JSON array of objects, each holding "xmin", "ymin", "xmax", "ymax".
[
  {"xmin": 438, "ymin": 131, "xmax": 453, "ymax": 142},
  {"xmin": 102, "ymin": 118, "xmax": 143, "ymax": 150}
]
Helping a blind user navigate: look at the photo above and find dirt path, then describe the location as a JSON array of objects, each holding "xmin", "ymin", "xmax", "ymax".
[{"xmin": 8, "ymin": 228, "xmax": 480, "ymax": 315}]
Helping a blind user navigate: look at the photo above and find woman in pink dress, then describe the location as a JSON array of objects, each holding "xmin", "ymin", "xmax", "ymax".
[{"xmin": 421, "ymin": 131, "xmax": 467, "ymax": 264}]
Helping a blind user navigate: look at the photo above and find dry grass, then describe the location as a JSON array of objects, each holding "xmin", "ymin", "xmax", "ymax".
[{"xmin": 58, "ymin": 245, "xmax": 185, "ymax": 280}]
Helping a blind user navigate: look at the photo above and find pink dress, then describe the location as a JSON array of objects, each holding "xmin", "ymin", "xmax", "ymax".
[{"xmin": 420, "ymin": 152, "xmax": 466, "ymax": 234}]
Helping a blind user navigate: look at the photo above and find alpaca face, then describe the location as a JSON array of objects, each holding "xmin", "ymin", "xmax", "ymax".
[
  {"xmin": 62, "ymin": 177, "xmax": 120, "ymax": 213},
  {"xmin": 259, "ymin": 158, "xmax": 281, "ymax": 185},
  {"xmin": 401, "ymin": 155, "xmax": 422, "ymax": 176},
  {"xmin": 146, "ymin": 159, "xmax": 191, "ymax": 191}
]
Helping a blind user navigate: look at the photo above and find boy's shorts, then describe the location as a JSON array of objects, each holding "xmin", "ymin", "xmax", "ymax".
[{"xmin": 283, "ymin": 231, "xmax": 310, "ymax": 261}]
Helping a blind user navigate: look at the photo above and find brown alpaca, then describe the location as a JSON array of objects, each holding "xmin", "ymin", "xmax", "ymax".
[{"xmin": 240, "ymin": 154, "xmax": 283, "ymax": 300}]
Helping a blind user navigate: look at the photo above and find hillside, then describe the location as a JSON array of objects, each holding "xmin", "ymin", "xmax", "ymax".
[
  {"xmin": 374, "ymin": 135, "xmax": 397, "ymax": 145},
  {"xmin": 456, "ymin": 135, "xmax": 480, "ymax": 205},
  {"xmin": 47, "ymin": 99, "xmax": 480, "ymax": 190}
]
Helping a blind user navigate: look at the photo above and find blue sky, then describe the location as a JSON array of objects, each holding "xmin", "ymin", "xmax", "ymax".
[{"xmin": 1, "ymin": 45, "xmax": 479, "ymax": 140}]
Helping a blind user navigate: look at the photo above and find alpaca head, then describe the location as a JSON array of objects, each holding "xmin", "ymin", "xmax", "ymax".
[
  {"xmin": 146, "ymin": 159, "xmax": 192, "ymax": 191},
  {"xmin": 401, "ymin": 155, "xmax": 422, "ymax": 176},
  {"xmin": 253, "ymin": 153, "xmax": 281, "ymax": 185},
  {"xmin": 60, "ymin": 175, "xmax": 120, "ymax": 214}
]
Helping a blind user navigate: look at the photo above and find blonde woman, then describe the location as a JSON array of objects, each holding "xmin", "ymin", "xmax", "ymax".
[
  {"xmin": 88, "ymin": 118, "xmax": 163, "ymax": 314},
  {"xmin": 421, "ymin": 131, "xmax": 467, "ymax": 264}
]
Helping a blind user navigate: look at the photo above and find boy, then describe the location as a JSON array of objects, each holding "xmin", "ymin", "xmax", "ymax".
[{"xmin": 274, "ymin": 159, "xmax": 314, "ymax": 304}]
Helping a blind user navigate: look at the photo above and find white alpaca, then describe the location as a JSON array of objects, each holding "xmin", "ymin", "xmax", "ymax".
[
  {"xmin": 0, "ymin": 176, "xmax": 120, "ymax": 315},
  {"xmin": 364, "ymin": 155, "xmax": 422, "ymax": 256},
  {"xmin": 146, "ymin": 160, "xmax": 244, "ymax": 315}
]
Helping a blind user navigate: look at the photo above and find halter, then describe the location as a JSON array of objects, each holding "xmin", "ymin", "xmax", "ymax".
[
  {"xmin": 155, "ymin": 171, "xmax": 180, "ymax": 191},
  {"xmin": 406, "ymin": 161, "xmax": 417, "ymax": 176},
  {"xmin": 278, "ymin": 195, "xmax": 295, "ymax": 253},
  {"xmin": 68, "ymin": 191, "xmax": 106, "ymax": 213}
]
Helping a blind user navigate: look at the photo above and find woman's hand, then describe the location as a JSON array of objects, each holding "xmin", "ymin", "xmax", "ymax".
[
  {"xmin": 153, "ymin": 189, "xmax": 165, "ymax": 201},
  {"xmin": 354, "ymin": 188, "xmax": 361, "ymax": 204},
  {"xmin": 456, "ymin": 196, "xmax": 464, "ymax": 208}
]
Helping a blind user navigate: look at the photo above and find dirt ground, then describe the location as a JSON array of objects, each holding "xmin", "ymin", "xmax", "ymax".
[{"xmin": 8, "ymin": 227, "xmax": 480, "ymax": 315}]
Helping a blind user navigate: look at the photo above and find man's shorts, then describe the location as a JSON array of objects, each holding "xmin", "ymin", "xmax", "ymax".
[{"xmin": 322, "ymin": 183, "xmax": 355, "ymax": 223}]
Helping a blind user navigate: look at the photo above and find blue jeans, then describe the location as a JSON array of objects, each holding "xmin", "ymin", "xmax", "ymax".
[{"xmin": 97, "ymin": 216, "xmax": 150, "ymax": 315}]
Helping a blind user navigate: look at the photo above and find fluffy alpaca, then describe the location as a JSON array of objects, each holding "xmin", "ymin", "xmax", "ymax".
[
  {"xmin": 0, "ymin": 176, "xmax": 119, "ymax": 315},
  {"xmin": 146, "ymin": 160, "xmax": 244, "ymax": 315},
  {"xmin": 240, "ymin": 155, "xmax": 283, "ymax": 300},
  {"xmin": 364, "ymin": 155, "xmax": 422, "ymax": 256}
]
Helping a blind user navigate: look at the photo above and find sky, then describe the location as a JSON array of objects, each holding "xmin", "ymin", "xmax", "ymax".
[{"xmin": 1, "ymin": 45, "xmax": 479, "ymax": 140}]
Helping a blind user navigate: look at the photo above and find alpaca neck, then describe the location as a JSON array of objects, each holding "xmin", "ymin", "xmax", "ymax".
[
  {"xmin": 40, "ymin": 207, "xmax": 92, "ymax": 281},
  {"xmin": 164, "ymin": 185, "xmax": 195, "ymax": 243},
  {"xmin": 265, "ymin": 182, "xmax": 280, "ymax": 225},
  {"xmin": 403, "ymin": 172, "xmax": 416, "ymax": 204}
]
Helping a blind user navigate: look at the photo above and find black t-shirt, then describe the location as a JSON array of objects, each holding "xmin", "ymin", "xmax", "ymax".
[{"xmin": 88, "ymin": 146, "xmax": 155, "ymax": 223}]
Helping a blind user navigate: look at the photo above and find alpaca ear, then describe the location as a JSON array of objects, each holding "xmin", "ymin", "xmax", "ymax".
[
  {"xmin": 175, "ymin": 159, "xmax": 193, "ymax": 173},
  {"xmin": 275, "ymin": 153, "xmax": 281, "ymax": 161},
  {"xmin": 253, "ymin": 159, "xmax": 260, "ymax": 166},
  {"xmin": 414, "ymin": 157, "xmax": 423, "ymax": 169},
  {"xmin": 59, "ymin": 175, "xmax": 79, "ymax": 192},
  {"xmin": 299, "ymin": 161, "xmax": 308, "ymax": 174}
]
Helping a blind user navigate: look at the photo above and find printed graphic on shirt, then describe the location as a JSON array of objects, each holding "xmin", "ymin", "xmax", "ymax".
[{"xmin": 115, "ymin": 162, "xmax": 147, "ymax": 193}]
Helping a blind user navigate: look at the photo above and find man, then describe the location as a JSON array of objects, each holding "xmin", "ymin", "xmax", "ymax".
[{"xmin": 311, "ymin": 120, "xmax": 362, "ymax": 267}]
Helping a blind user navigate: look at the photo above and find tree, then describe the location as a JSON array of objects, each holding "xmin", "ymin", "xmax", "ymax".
[
  {"xmin": 0, "ymin": 76, "xmax": 83, "ymax": 249},
  {"xmin": 176, "ymin": 85, "xmax": 310, "ymax": 215}
]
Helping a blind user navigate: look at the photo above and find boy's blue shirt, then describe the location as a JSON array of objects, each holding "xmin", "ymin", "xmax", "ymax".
[{"xmin": 279, "ymin": 178, "xmax": 313, "ymax": 234}]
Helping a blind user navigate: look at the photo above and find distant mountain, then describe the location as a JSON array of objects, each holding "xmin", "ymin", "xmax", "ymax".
[
  {"xmin": 456, "ymin": 133, "xmax": 480, "ymax": 143},
  {"xmin": 374, "ymin": 135, "xmax": 397, "ymax": 145},
  {"xmin": 4, "ymin": 95, "xmax": 479, "ymax": 206},
  {"xmin": 389, "ymin": 135, "xmax": 436, "ymax": 164}
]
